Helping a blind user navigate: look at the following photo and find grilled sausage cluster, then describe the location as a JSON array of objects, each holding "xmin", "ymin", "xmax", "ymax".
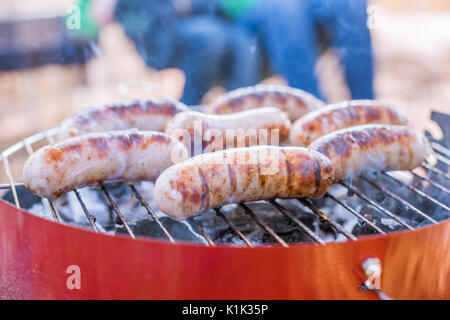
[{"xmin": 22, "ymin": 85, "xmax": 431, "ymax": 222}]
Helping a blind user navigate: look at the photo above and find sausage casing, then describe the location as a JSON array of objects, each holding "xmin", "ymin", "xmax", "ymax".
[
  {"xmin": 23, "ymin": 130, "xmax": 187, "ymax": 199},
  {"xmin": 290, "ymin": 100, "xmax": 408, "ymax": 146},
  {"xmin": 308, "ymin": 124, "xmax": 430, "ymax": 181},
  {"xmin": 165, "ymin": 107, "xmax": 292, "ymax": 154},
  {"xmin": 154, "ymin": 146, "xmax": 334, "ymax": 220},
  {"xmin": 208, "ymin": 84, "xmax": 325, "ymax": 121},
  {"xmin": 59, "ymin": 99, "xmax": 188, "ymax": 139}
]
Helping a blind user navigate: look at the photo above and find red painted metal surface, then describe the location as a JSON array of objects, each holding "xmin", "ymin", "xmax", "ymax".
[{"xmin": 0, "ymin": 199, "xmax": 449, "ymax": 300}]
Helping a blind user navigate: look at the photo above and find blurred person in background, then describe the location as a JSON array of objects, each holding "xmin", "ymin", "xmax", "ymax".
[
  {"xmin": 72, "ymin": 0, "xmax": 260, "ymax": 105},
  {"xmin": 225, "ymin": 0, "xmax": 375, "ymax": 101},
  {"xmin": 71, "ymin": 0, "xmax": 373, "ymax": 103}
]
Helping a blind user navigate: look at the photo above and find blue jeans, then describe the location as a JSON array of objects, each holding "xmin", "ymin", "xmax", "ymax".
[
  {"xmin": 116, "ymin": 0, "xmax": 260, "ymax": 105},
  {"xmin": 241, "ymin": 0, "xmax": 374, "ymax": 100},
  {"xmin": 174, "ymin": 16, "xmax": 260, "ymax": 105}
]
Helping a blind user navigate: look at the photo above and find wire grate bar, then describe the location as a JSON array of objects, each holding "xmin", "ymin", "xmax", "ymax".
[
  {"xmin": 214, "ymin": 208, "xmax": 253, "ymax": 247},
  {"xmin": 1, "ymin": 155, "xmax": 20, "ymax": 209},
  {"xmin": 128, "ymin": 184, "xmax": 175, "ymax": 243},
  {"xmin": 269, "ymin": 200, "xmax": 325, "ymax": 244},
  {"xmin": 73, "ymin": 189, "xmax": 99, "ymax": 232},
  {"xmin": 431, "ymin": 142, "xmax": 450, "ymax": 158},
  {"xmin": 45, "ymin": 130, "xmax": 56, "ymax": 144},
  {"xmin": 362, "ymin": 177, "xmax": 438, "ymax": 224},
  {"xmin": 101, "ymin": 184, "xmax": 135, "ymax": 239},
  {"xmin": 383, "ymin": 173, "xmax": 449, "ymax": 211},
  {"xmin": 340, "ymin": 181, "xmax": 414, "ymax": 230},
  {"xmin": 434, "ymin": 153, "xmax": 450, "ymax": 166},
  {"xmin": 410, "ymin": 170, "xmax": 450, "ymax": 194},
  {"xmin": 0, "ymin": 128, "xmax": 59, "ymax": 159},
  {"xmin": 189, "ymin": 218, "xmax": 215, "ymax": 246},
  {"xmin": 298, "ymin": 199, "xmax": 357, "ymax": 241},
  {"xmin": 48, "ymin": 200, "xmax": 60, "ymax": 223},
  {"xmin": 325, "ymin": 193, "xmax": 386, "ymax": 234},
  {"xmin": 239, "ymin": 203, "xmax": 289, "ymax": 247},
  {"xmin": 0, "ymin": 182, "xmax": 24, "ymax": 189},
  {"xmin": 422, "ymin": 162, "xmax": 450, "ymax": 180}
]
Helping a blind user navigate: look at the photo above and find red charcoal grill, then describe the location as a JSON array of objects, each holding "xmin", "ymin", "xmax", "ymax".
[{"xmin": 0, "ymin": 114, "xmax": 449, "ymax": 300}]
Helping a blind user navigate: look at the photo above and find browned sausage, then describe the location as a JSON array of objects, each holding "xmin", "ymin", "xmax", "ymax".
[
  {"xmin": 308, "ymin": 124, "xmax": 430, "ymax": 181},
  {"xmin": 154, "ymin": 146, "xmax": 334, "ymax": 220},
  {"xmin": 208, "ymin": 84, "xmax": 325, "ymax": 121},
  {"xmin": 290, "ymin": 100, "xmax": 408, "ymax": 146},
  {"xmin": 165, "ymin": 107, "xmax": 292, "ymax": 155},
  {"xmin": 59, "ymin": 99, "xmax": 189, "ymax": 139},
  {"xmin": 23, "ymin": 130, "xmax": 187, "ymax": 199}
]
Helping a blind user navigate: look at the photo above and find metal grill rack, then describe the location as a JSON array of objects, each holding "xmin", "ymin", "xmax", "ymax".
[{"xmin": 1, "ymin": 128, "xmax": 449, "ymax": 247}]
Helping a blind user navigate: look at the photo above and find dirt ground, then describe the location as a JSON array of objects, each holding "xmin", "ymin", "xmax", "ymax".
[{"xmin": 0, "ymin": 3, "xmax": 449, "ymax": 183}]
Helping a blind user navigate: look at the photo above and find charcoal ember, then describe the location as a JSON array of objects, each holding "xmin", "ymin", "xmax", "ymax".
[
  {"xmin": 256, "ymin": 200, "xmax": 325, "ymax": 244},
  {"xmin": 353, "ymin": 204, "xmax": 421, "ymax": 235},
  {"xmin": 352, "ymin": 224, "xmax": 376, "ymax": 237},
  {"xmin": 123, "ymin": 217, "xmax": 207, "ymax": 243},
  {"xmin": 2, "ymin": 186, "xmax": 41, "ymax": 209},
  {"xmin": 375, "ymin": 192, "xmax": 385, "ymax": 202},
  {"xmin": 352, "ymin": 175, "xmax": 431, "ymax": 224},
  {"xmin": 274, "ymin": 229, "xmax": 311, "ymax": 243},
  {"xmin": 195, "ymin": 200, "xmax": 327, "ymax": 245},
  {"xmin": 264, "ymin": 216, "xmax": 316, "ymax": 244},
  {"xmin": 196, "ymin": 203, "xmax": 270, "ymax": 245},
  {"xmin": 194, "ymin": 209, "xmax": 239, "ymax": 244},
  {"xmin": 419, "ymin": 208, "xmax": 450, "ymax": 227},
  {"xmin": 103, "ymin": 182, "xmax": 129, "ymax": 197},
  {"xmin": 58, "ymin": 187, "xmax": 115, "ymax": 226}
]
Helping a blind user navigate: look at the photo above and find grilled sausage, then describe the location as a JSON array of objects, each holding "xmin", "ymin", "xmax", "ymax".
[
  {"xmin": 23, "ymin": 130, "xmax": 187, "ymax": 199},
  {"xmin": 290, "ymin": 100, "xmax": 408, "ymax": 146},
  {"xmin": 208, "ymin": 84, "xmax": 325, "ymax": 121},
  {"xmin": 308, "ymin": 125, "xmax": 430, "ymax": 181},
  {"xmin": 59, "ymin": 99, "xmax": 189, "ymax": 139},
  {"xmin": 154, "ymin": 146, "xmax": 334, "ymax": 220},
  {"xmin": 165, "ymin": 107, "xmax": 292, "ymax": 155}
]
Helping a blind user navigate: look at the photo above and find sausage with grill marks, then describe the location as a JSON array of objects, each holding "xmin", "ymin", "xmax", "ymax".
[
  {"xmin": 59, "ymin": 99, "xmax": 189, "ymax": 139},
  {"xmin": 154, "ymin": 146, "xmax": 334, "ymax": 220},
  {"xmin": 308, "ymin": 124, "xmax": 430, "ymax": 181},
  {"xmin": 23, "ymin": 130, "xmax": 187, "ymax": 199},
  {"xmin": 165, "ymin": 107, "xmax": 292, "ymax": 154},
  {"xmin": 208, "ymin": 84, "xmax": 325, "ymax": 121},
  {"xmin": 290, "ymin": 100, "xmax": 408, "ymax": 146}
]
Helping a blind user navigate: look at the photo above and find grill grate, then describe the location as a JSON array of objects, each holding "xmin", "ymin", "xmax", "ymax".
[{"xmin": 1, "ymin": 128, "xmax": 449, "ymax": 247}]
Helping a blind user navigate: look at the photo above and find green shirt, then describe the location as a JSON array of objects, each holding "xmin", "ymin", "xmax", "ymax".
[
  {"xmin": 218, "ymin": 0, "xmax": 258, "ymax": 18},
  {"xmin": 67, "ymin": 0, "xmax": 99, "ymax": 39}
]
